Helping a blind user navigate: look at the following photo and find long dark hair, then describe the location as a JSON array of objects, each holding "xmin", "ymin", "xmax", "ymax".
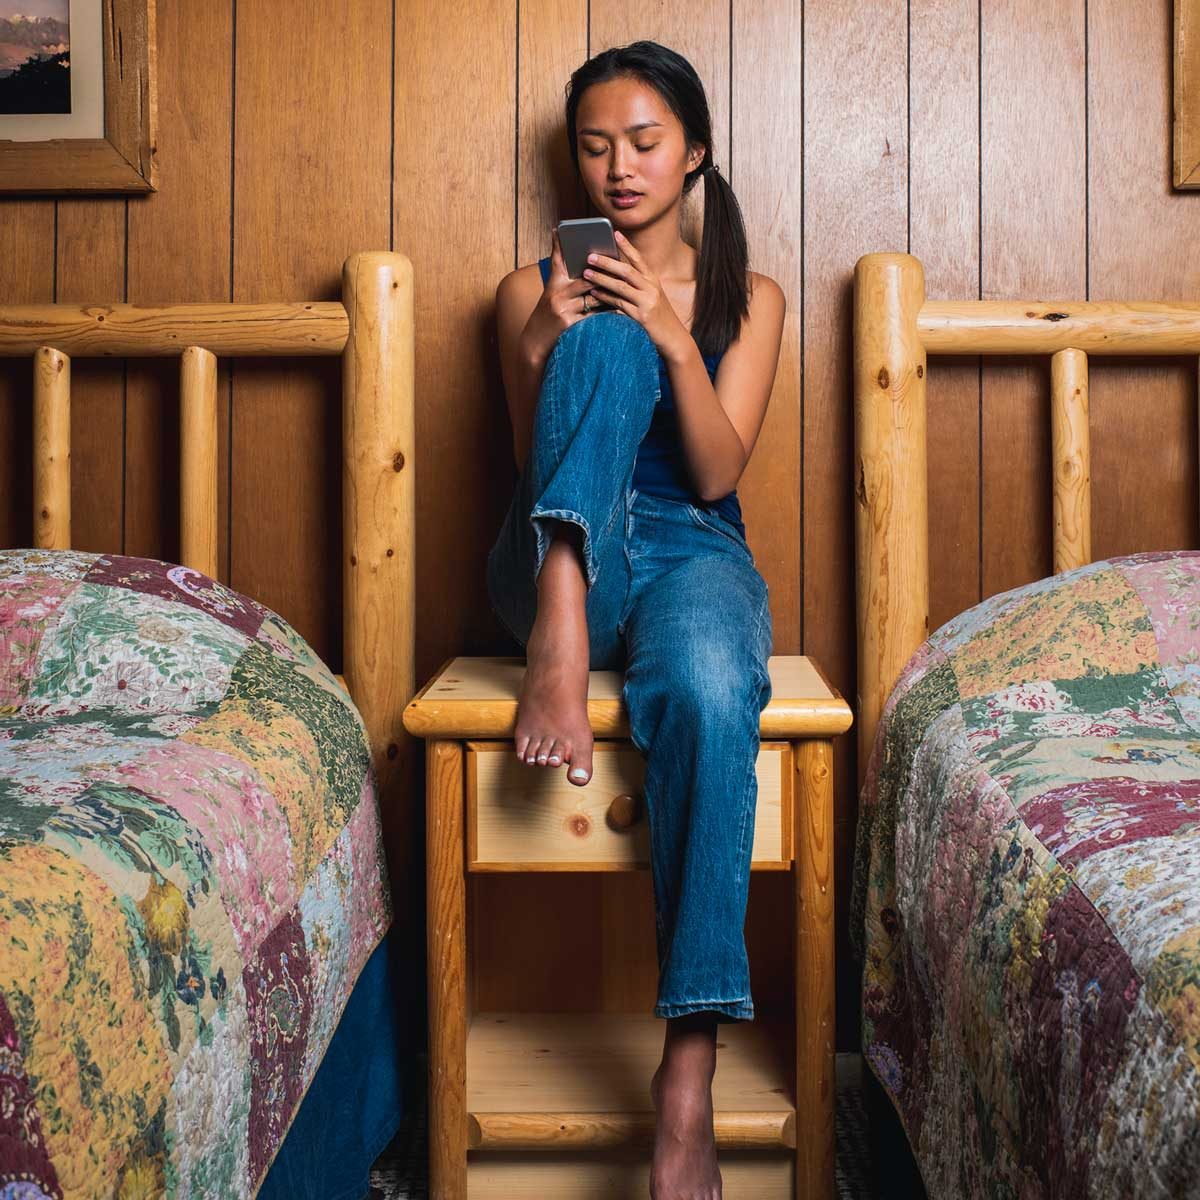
[{"xmin": 564, "ymin": 40, "xmax": 751, "ymax": 360}]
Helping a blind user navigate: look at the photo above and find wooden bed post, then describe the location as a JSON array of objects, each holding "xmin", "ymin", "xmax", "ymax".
[
  {"xmin": 341, "ymin": 250, "xmax": 416, "ymax": 808},
  {"xmin": 853, "ymin": 253, "xmax": 929, "ymax": 790}
]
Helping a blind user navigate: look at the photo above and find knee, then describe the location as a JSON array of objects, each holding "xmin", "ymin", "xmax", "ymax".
[
  {"xmin": 557, "ymin": 309, "xmax": 657, "ymax": 363},
  {"xmin": 663, "ymin": 636, "xmax": 761, "ymax": 724}
]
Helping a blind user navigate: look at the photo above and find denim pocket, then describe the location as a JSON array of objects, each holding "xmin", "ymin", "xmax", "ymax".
[{"xmin": 685, "ymin": 503, "xmax": 752, "ymax": 555}]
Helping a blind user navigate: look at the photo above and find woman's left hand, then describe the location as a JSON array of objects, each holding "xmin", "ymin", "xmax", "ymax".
[{"xmin": 582, "ymin": 230, "xmax": 688, "ymax": 356}]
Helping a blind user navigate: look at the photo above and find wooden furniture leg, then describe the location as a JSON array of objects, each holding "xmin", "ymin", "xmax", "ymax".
[
  {"xmin": 427, "ymin": 738, "xmax": 467, "ymax": 1198},
  {"xmin": 795, "ymin": 738, "xmax": 835, "ymax": 1198}
]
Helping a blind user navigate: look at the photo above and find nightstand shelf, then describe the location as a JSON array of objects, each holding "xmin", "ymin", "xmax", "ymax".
[{"xmin": 403, "ymin": 654, "xmax": 852, "ymax": 1199}]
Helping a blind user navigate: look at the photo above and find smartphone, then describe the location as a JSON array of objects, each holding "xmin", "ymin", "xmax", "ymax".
[{"xmin": 557, "ymin": 217, "xmax": 620, "ymax": 280}]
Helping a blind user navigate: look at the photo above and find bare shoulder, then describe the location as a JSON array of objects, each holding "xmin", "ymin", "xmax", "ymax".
[
  {"xmin": 497, "ymin": 261, "xmax": 545, "ymax": 304},
  {"xmin": 747, "ymin": 270, "xmax": 786, "ymax": 316},
  {"xmin": 726, "ymin": 270, "xmax": 784, "ymax": 351},
  {"xmin": 495, "ymin": 262, "xmax": 545, "ymax": 345}
]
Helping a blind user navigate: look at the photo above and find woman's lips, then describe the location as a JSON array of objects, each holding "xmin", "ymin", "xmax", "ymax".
[{"xmin": 610, "ymin": 192, "xmax": 641, "ymax": 207}]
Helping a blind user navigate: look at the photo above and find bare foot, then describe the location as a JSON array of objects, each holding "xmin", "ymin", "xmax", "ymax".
[
  {"xmin": 649, "ymin": 1023, "xmax": 722, "ymax": 1199},
  {"xmin": 514, "ymin": 527, "xmax": 595, "ymax": 786}
]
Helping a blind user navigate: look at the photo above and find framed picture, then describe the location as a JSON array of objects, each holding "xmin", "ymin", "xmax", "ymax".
[
  {"xmin": 1176, "ymin": 0, "xmax": 1200, "ymax": 189},
  {"xmin": 0, "ymin": 0, "xmax": 156, "ymax": 194}
]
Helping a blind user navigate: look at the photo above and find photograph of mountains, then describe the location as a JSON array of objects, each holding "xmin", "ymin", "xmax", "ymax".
[{"xmin": 0, "ymin": 1, "xmax": 69, "ymax": 115}]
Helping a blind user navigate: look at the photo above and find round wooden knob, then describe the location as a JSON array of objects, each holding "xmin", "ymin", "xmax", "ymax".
[{"xmin": 606, "ymin": 792, "xmax": 643, "ymax": 830}]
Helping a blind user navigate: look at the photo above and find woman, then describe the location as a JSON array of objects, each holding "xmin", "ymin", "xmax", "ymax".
[{"xmin": 486, "ymin": 39, "xmax": 785, "ymax": 1199}]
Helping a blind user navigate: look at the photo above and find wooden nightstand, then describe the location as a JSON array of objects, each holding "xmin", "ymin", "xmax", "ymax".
[{"xmin": 402, "ymin": 654, "xmax": 852, "ymax": 1199}]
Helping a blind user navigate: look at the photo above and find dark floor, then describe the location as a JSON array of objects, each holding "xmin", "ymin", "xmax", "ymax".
[{"xmin": 366, "ymin": 1051, "xmax": 882, "ymax": 1199}]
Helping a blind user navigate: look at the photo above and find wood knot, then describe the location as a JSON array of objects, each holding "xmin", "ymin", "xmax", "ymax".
[
  {"xmin": 877, "ymin": 366, "xmax": 890, "ymax": 390},
  {"xmin": 386, "ymin": 743, "xmax": 399, "ymax": 760},
  {"xmin": 40, "ymin": 507, "xmax": 49, "ymax": 519},
  {"xmin": 386, "ymin": 547, "xmax": 394, "ymax": 557},
  {"xmin": 916, "ymin": 364, "xmax": 923, "ymax": 377},
  {"xmin": 1043, "ymin": 311, "xmax": 1070, "ymax": 322},
  {"xmin": 392, "ymin": 451, "xmax": 405, "ymax": 472},
  {"xmin": 349, "ymin": 554, "xmax": 358, "ymax": 566},
  {"xmin": 564, "ymin": 811, "xmax": 591, "ymax": 838}
]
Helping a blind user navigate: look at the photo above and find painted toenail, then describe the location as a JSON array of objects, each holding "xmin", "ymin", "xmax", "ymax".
[
  {"xmin": 570, "ymin": 768, "xmax": 587, "ymax": 780},
  {"xmin": 549, "ymin": 755, "xmax": 560, "ymax": 764}
]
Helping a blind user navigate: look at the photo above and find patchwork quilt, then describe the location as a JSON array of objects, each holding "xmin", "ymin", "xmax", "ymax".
[
  {"xmin": 0, "ymin": 550, "xmax": 392, "ymax": 1199},
  {"xmin": 853, "ymin": 549, "xmax": 1200, "ymax": 1199}
]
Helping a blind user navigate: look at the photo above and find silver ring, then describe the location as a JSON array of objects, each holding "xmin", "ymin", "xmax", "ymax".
[{"xmin": 582, "ymin": 293, "xmax": 591, "ymax": 313}]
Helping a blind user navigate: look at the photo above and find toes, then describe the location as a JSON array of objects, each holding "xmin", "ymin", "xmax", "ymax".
[
  {"xmin": 567, "ymin": 741, "xmax": 594, "ymax": 786},
  {"xmin": 515, "ymin": 732, "xmax": 530, "ymax": 760},
  {"xmin": 545, "ymin": 739, "xmax": 563, "ymax": 766}
]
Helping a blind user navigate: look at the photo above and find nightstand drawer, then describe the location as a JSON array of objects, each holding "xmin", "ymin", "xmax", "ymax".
[{"xmin": 465, "ymin": 740, "xmax": 792, "ymax": 870}]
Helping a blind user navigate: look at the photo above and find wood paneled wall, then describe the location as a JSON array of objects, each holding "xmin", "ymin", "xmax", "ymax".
[{"xmin": 2, "ymin": 0, "xmax": 1197, "ymax": 1048}]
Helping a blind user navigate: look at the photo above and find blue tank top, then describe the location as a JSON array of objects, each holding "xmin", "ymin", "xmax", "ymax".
[{"xmin": 537, "ymin": 256, "xmax": 745, "ymax": 537}]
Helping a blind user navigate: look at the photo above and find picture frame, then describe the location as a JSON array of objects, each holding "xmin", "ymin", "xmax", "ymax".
[
  {"xmin": 1175, "ymin": 0, "xmax": 1200, "ymax": 189},
  {"xmin": 0, "ymin": 0, "xmax": 157, "ymax": 194}
]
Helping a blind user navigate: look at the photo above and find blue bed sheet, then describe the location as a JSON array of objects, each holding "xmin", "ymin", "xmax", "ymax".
[{"xmin": 258, "ymin": 928, "xmax": 413, "ymax": 1200}]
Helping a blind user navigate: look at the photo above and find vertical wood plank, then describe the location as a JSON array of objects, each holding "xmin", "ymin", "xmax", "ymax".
[
  {"xmin": 56, "ymin": 202, "xmax": 125, "ymax": 553},
  {"xmin": 805, "ymin": 0, "xmax": 908, "ymax": 1047},
  {"xmin": 395, "ymin": 0, "xmax": 514, "ymax": 685},
  {"xmin": 0, "ymin": 202, "xmax": 53, "ymax": 546},
  {"xmin": 125, "ymin": 0, "xmax": 234, "ymax": 573},
  {"xmin": 1088, "ymin": 0, "xmax": 1199, "ymax": 556},
  {"xmin": 736, "ymin": 0, "xmax": 803, "ymax": 659},
  {"xmin": 234, "ymin": 0, "xmax": 392, "ymax": 661},
  {"xmin": 981, "ymin": 0, "xmax": 1086, "ymax": 594},
  {"xmin": 910, "ymin": 0, "xmax": 983, "ymax": 632}
]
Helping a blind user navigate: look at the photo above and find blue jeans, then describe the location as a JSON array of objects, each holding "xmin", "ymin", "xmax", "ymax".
[{"xmin": 486, "ymin": 310, "xmax": 774, "ymax": 1024}]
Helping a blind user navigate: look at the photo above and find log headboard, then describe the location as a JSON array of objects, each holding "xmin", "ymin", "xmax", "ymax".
[
  {"xmin": 0, "ymin": 250, "xmax": 415, "ymax": 807},
  {"xmin": 853, "ymin": 250, "xmax": 1200, "ymax": 787}
]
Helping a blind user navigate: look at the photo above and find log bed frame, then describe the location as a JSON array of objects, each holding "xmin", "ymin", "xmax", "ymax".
[
  {"xmin": 853, "ymin": 250, "xmax": 1200, "ymax": 787},
  {"xmin": 0, "ymin": 250, "xmax": 416, "ymax": 805}
]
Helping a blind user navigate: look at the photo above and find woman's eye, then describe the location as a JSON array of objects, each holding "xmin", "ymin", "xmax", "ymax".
[{"xmin": 636, "ymin": 144, "xmax": 658, "ymax": 152}]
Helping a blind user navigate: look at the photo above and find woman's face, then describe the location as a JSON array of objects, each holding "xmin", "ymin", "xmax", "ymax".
[{"xmin": 574, "ymin": 76, "xmax": 705, "ymax": 224}]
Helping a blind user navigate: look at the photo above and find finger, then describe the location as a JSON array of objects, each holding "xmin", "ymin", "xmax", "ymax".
[
  {"xmin": 549, "ymin": 228, "xmax": 568, "ymax": 277},
  {"xmin": 585, "ymin": 253, "xmax": 632, "ymax": 279},
  {"xmin": 584, "ymin": 272, "xmax": 636, "ymax": 303},
  {"xmin": 613, "ymin": 229, "xmax": 643, "ymax": 267},
  {"xmin": 584, "ymin": 285, "xmax": 627, "ymax": 316}
]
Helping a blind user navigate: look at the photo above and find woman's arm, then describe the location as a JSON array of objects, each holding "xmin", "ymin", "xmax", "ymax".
[
  {"xmin": 664, "ymin": 272, "xmax": 786, "ymax": 501},
  {"xmin": 496, "ymin": 267, "xmax": 550, "ymax": 475}
]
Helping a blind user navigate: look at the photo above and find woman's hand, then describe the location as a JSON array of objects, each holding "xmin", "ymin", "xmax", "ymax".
[
  {"xmin": 520, "ymin": 228, "xmax": 601, "ymax": 361},
  {"xmin": 579, "ymin": 230, "xmax": 689, "ymax": 356}
]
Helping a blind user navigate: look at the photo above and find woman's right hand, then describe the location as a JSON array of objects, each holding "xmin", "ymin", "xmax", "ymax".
[{"xmin": 521, "ymin": 228, "xmax": 599, "ymax": 360}]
